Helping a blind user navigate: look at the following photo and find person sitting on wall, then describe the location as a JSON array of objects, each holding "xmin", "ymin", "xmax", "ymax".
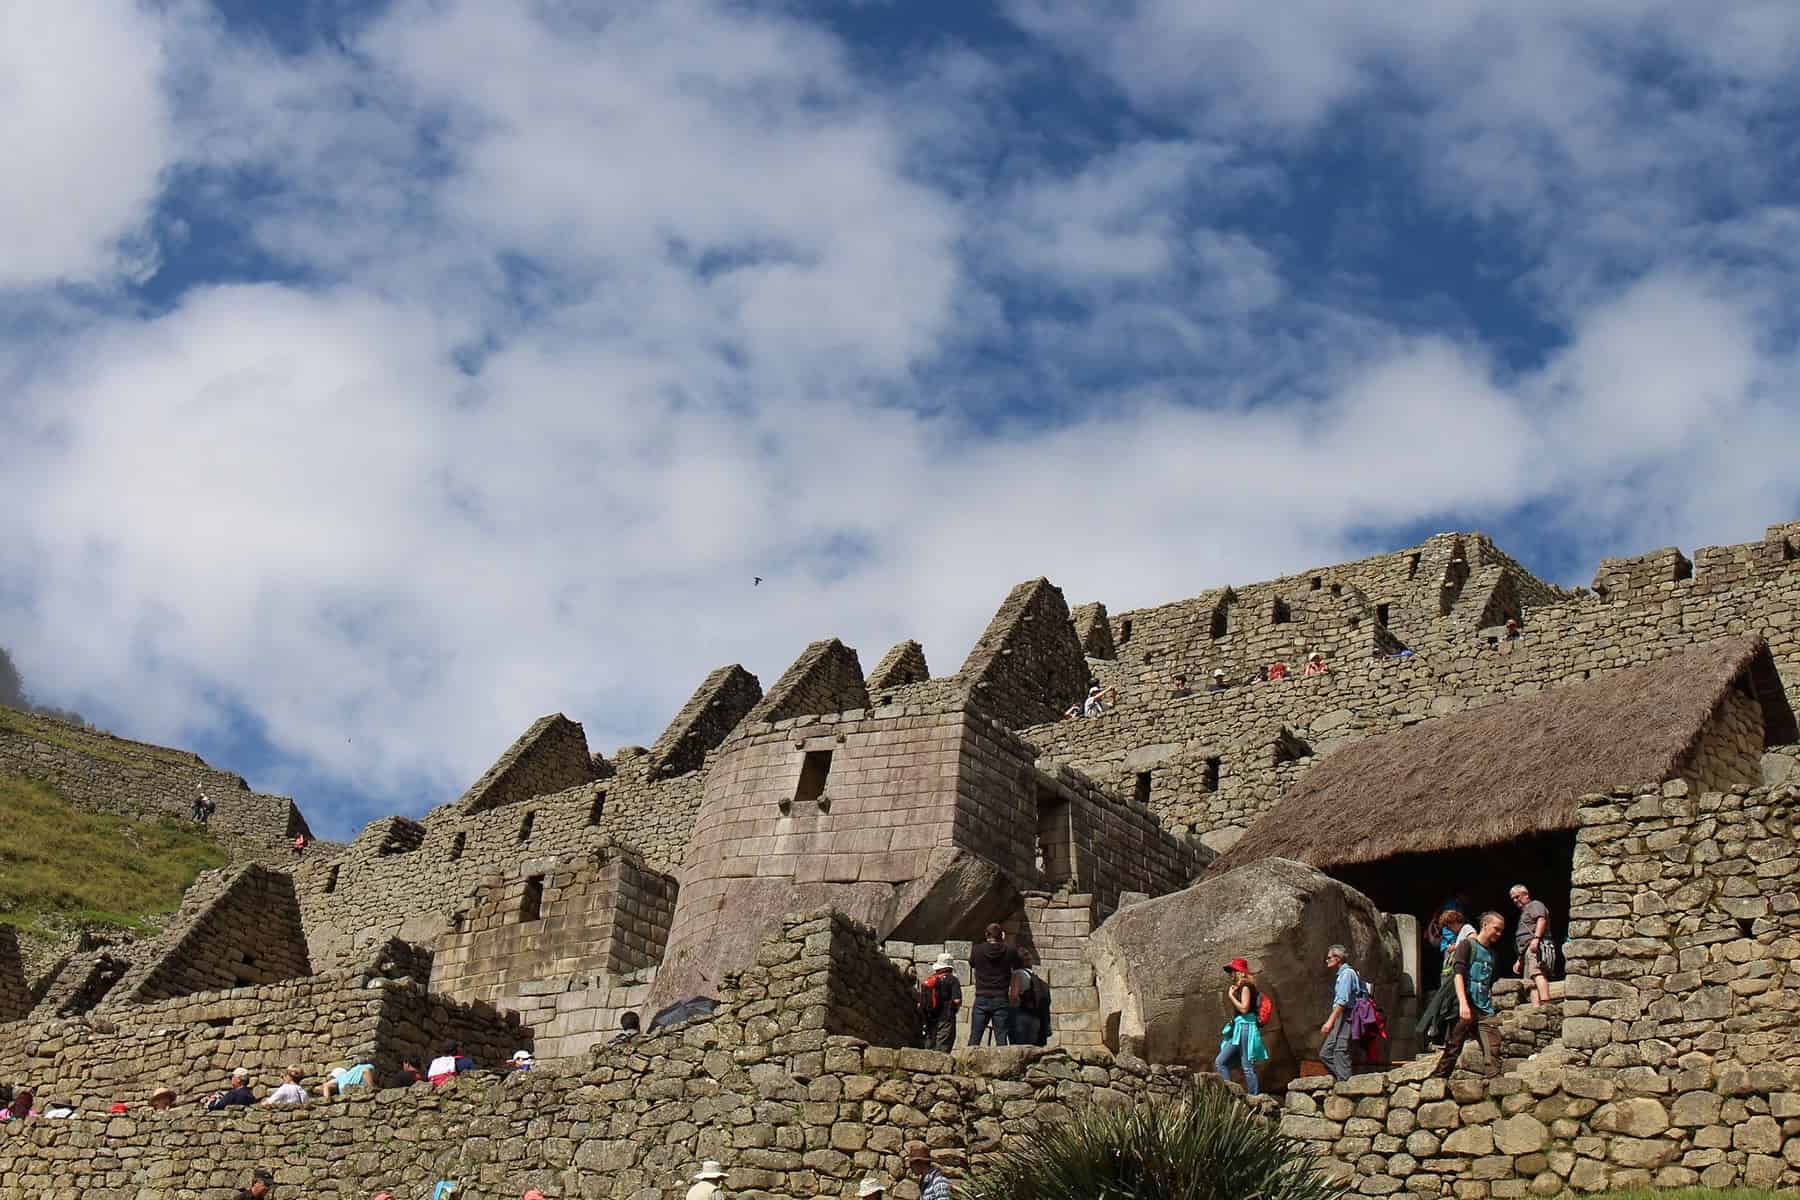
[
  {"xmin": 149, "ymin": 1087, "xmax": 178, "ymax": 1110},
  {"xmin": 1209, "ymin": 669, "xmax": 1229, "ymax": 692},
  {"xmin": 385, "ymin": 1056, "xmax": 425, "ymax": 1089},
  {"xmin": 204, "ymin": 1068, "xmax": 256, "ymax": 1111},
  {"xmin": 609, "ymin": 1011, "xmax": 641, "ymax": 1046},
  {"xmin": 1303, "ymin": 651, "xmax": 1328, "ymax": 676},
  {"xmin": 1244, "ymin": 665, "xmax": 1267, "ymax": 685},
  {"xmin": 319, "ymin": 1061, "xmax": 375, "ymax": 1099},
  {"xmin": 1504, "ymin": 618, "xmax": 1523, "ymax": 640},
  {"xmin": 509, "ymin": 1050, "xmax": 534, "ymax": 1071},
  {"xmin": 1169, "ymin": 674, "xmax": 1192, "ymax": 698},
  {"xmin": 1082, "ymin": 684, "xmax": 1118, "ymax": 717},
  {"xmin": 0, "ymin": 1089, "xmax": 35, "ymax": 1121},
  {"xmin": 428, "ymin": 1042, "xmax": 471, "ymax": 1085},
  {"xmin": 234, "ymin": 1166, "xmax": 275, "ymax": 1200},
  {"xmin": 262, "ymin": 1066, "xmax": 306, "ymax": 1106},
  {"xmin": 293, "ymin": 833, "xmax": 307, "ymax": 856},
  {"xmin": 856, "ymin": 1178, "xmax": 887, "ymax": 1199},
  {"xmin": 1266, "ymin": 660, "xmax": 1290, "ymax": 681}
]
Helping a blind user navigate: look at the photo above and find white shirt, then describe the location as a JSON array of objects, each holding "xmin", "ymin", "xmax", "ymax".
[
  {"xmin": 427, "ymin": 1055, "xmax": 458, "ymax": 1077},
  {"xmin": 264, "ymin": 1082, "xmax": 305, "ymax": 1106}
]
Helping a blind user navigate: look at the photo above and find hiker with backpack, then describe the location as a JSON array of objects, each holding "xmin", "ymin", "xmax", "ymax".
[
  {"xmin": 1319, "ymin": 944, "xmax": 1361, "ymax": 1081},
  {"xmin": 1009, "ymin": 948, "xmax": 1052, "ymax": 1046},
  {"xmin": 918, "ymin": 954, "xmax": 963, "ymax": 1051},
  {"xmin": 1214, "ymin": 957, "xmax": 1271, "ymax": 1094}
]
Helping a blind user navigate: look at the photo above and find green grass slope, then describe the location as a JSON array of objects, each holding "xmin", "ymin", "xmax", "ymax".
[{"xmin": 0, "ymin": 773, "xmax": 227, "ymax": 945}]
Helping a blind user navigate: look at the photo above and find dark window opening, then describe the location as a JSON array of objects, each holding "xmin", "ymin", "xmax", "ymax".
[
  {"xmin": 323, "ymin": 864, "xmax": 340, "ymax": 894},
  {"xmin": 1134, "ymin": 772, "xmax": 1152, "ymax": 806},
  {"xmin": 1210, "ymin": 605, "xmax": 1228, "ymax": 640},
  {"xmin": 588, "ymin": 791, "xmax": 607, "ymax": 826},
  {"xmin": 241, "ymin": 953, "xmax": 257, "ymax": 967},
  {"xmin": 1376, "ymin": 603, "xmax": 1390, "ymax": 627},
  {"xmin": 1271, "ymin": 598, "xmax": 1291, "ymax": 625},
  {"xmin": 795, "ymin": 749, "xmax": 833, "ymax": 809},
  {"xmin": 1737, "ymin": 917, "xmax": 1756, "ymax": 938},
  {"xmin": 1782, "ymin": 540, "xmax": 1798, "ymax": 563},
  {"xmin": 1036, "ymin": 786, "xmax": 1073, "ymax": 886},
  {"xmin": 451, "ymin": 910, "xmax": 468, "ymax": 934},
  {"xmin": 1202, "ymin": 757, "xmax": 1221, "ymax": 793},
  {"xmin": 1330, "ymin": 582, "xmax": 1342, "ymax": 596},
  {"xmin": 233, "ymin": 977, "xmax": 252, "ymax": 989},
  {"xmin": 204, "ymin": 1016, "xmax": 233, "ymax": 1029},
  {"xmin": 1310, "ymin": 576, "xmax": 1322, "ymax": 591},
  {"xmin": 1407, "ymin": 553, "xmax": 1421, "ymax": 579},
  {"xmin": 1118, "ymin": 618, "xmax": 1134, "ymax": 644},
  {"xmin": 1673, "ymin": 554, "xmax": 1694, "ymax": 582},
  {"xmin": 518, "ymin": 811, "xmax": 536, "ymax": 843},
  {"xmin": 449, "ymin": 832, "xmax": 466, "ymax": 862},
  {"xmin": 519, "ymin": 875, "xmax": 545, "ymax": 923}
]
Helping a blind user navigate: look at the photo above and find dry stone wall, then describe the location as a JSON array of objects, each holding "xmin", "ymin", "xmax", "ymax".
[
  {"xmin": 457, "ymin": 714, "xmax": 597, "ymax": 815},
  {"xmin": 104, "ymin": 865, "xmax": 311, "ymax": 1008},
  {"xmin": 0, "ymin": 930, "xmax": 27, "ymax": 1024}
]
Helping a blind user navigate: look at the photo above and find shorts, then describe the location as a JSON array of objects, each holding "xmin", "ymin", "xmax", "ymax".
[{"xmin": 1521, "ymin": 948, "xmax": 1545, "ymax": 981}]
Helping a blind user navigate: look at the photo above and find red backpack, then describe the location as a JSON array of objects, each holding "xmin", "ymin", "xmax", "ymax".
[{"xmin": 1256, "ymin": 992, "xmax": 1275, "ymax": 1025}]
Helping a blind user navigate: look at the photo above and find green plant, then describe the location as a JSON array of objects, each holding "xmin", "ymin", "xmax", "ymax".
[{"xmin": 961, "ymin": 1082, "xmax": 1346, "ymax": 1200}]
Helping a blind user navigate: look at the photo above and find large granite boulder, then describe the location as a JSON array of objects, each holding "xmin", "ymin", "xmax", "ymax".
[{"xmin": 1086, "ymin": 857, "xmax": 1403, "ymax": 1090}]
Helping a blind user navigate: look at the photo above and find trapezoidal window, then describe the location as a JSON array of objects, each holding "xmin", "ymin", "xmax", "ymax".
[
  {"xmin": 1134, "ymin": 771, "xmax": 1152, "ymax": 806},
  {"xmin": 323, "ymin": 864, "xmax": 340, "ymax": 895},
  {"xmin": 795, "ymin": 749, "xmax": 832, "ymax": 810},
  {"xmin": 1376, "ymin": 603, "xmax": 1390, "ymax": 627},
  {"xmin": 1271, "ymin": 598, "xmax": 1292, "ymax": 625},
  {"xmin": 1406, "ymin": 553, "xmax": 1422, "ymax": 579},
  {"xmin": 1118, "ymin": 618, "xmax": 1134, "ymax": 644},
  {"xmin": 588, "ymin": 790, "xmax": 607, "ymax": 826},
  {"xmin": 1202, "ymin": 757, "xmax": 1221, "ymax": 793},
  {"xmin": 1210, "ymin": 604, "xmax": 1228, "ymax": 640},
  {"xmin": 517, "ymin": 811, "xmax": 536, "ymax": 844},
  {"xmin": 1036, "ymin": 785, "xmax": 1073, "ymax": 887},
  {"xmin": 1310, "ymin": 576, "xmax": 1323, "ymax": 591},
  {"xmin": 519, "ymin": 875, "xmax": 545, "ymax": 923},
  {"xmin": 449, "ymin": 832, "xmax": 466, "ymax": 862}
]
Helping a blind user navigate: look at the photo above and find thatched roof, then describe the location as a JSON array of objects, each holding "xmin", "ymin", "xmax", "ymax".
[{"xmin": 1214, "ymin": 636, "xmax": 1795, "ymax": 873}]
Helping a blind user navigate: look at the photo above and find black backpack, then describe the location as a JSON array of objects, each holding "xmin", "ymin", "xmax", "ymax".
[{"xmin": 1028, "ymin": 972, "xmax": 1052, "ymax": 1016}]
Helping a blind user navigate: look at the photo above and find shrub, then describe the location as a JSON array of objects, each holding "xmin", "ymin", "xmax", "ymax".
[{"xmin": 961, "ymin": 1081, "xmax": 1346, "ymax": 1200}]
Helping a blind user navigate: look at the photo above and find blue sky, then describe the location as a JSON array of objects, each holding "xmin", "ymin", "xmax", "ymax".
[{"xmin": 3, "ymin": 0, "xmax": 1798, "ymax": 839}]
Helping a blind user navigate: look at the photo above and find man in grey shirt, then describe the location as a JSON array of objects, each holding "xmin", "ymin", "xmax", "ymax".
[{"xmin": 1510, "ymin": 884, "xmax": 1552, "ymax": 1006}]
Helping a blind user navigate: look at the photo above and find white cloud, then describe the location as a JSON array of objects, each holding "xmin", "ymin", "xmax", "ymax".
[{"xmin": 0, "ymin": 1, "xmax": 173, "ymax": 287}]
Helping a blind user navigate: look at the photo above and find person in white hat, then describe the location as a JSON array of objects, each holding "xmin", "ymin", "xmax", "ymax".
[
  {"xmin": 856, "ymin": 1179, "xmax": 886, "ymax": 1198},
  {"xmin": 1303, "ymin": 650, "xmax": 1329, "ymax": 677},
  {"xmin": 1209, "ymin": 668, "xmax": 1229, "ymax": 693},
  {"xmin": 686, "ymin": 1161, "xmax": 727, "ymax": 1200},
  {"xmin": 509, "ymin": 1050, "xmax": 533, "ymax": 1071},
  {"xmin": 919, "ymin": 953, "xmax": 962, "ymax": 1051}
]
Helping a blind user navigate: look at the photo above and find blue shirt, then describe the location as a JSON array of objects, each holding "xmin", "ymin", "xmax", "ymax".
[
  {"xmin": 1455, "ymin": 938, "xmax": 1498, "ymax": 1016},
  {"xmin": 1332, "ymin": 963, "xmax": 1362, "ymax": 1010}
]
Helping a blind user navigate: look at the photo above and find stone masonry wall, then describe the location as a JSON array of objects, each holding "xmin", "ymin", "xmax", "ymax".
[
  {"xmin": 0, "ymin": 912, "xmax": 1192, "ymax": 1200},
  {"xmin": 1679, "ymin": 684, "xmax": 1766, "ymax": 794},
  {"xmin": 456, "ymin": 714, "xmax": 597, "ymax": 815},
  {"xmin": 104, "ymin": 866, "xmax": 311, "ymax": 1008},
  {"xmin": 0, "ymin": 930, "xmax": 27, "ymax": 1024},
  {"xmin": 0, "ymin": 707, "xmax": 307, "ymax": 846},
  {"xmin": 1277, "ymin": 778, "xmax": 1800, "ymax": 1195},
  {"xmin": 957, "ymin": 578, "xmax": 1092, "ymax": 728}
]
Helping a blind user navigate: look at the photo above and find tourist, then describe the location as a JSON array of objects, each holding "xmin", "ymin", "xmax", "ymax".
[
  {"xmin": 319, "ymin": 1061, "xmax": 375, "ymax": 1099},
  {"xmin": 205, "ymin": 1068, "xmax": 256, "ymax": 1110},
  {"xmin": 0, "ymin": 1089, "xmax": 35, "ymax": 1121},
  {"xmin": 610, "ymin": 1011, "xmax": 641, "ymax": 1046},
  {"xmin": 234, "ymin": 1167, "xmax": 275, "ymax": 1199},
  {"xmin": 510, "ymin": 1050, "xmax": 534, "ymax": 1071},
  {"xmin": 1214, "ymin": 957, "xmax": 1269, "ymax": 1095},
  {"xmin": 967, "ymin": 924, "xmax": 1021, "ymax": 1046},
  {"xmin": 385, "ymin": 1056, "xmax": 425, "ymax": 1089},
  {"xmin": 1318, "ymin": 945, "xmax": 1360, "ymax": 1082},
  {"xmin": 293, "ymin": 833, "xmax": 307, "ymax": 857},
  {"xmin": 1303, "ymin": 651, "xmax": 1328, "ymax": 677},
  {"xmin": 1008, "ymin": 948, "xmax": 1048, "ymax": 1047},
  {"xmin": 686, "ymin": 1160, "xmax": 728, "ymax": 1200},
  {"xmin": 1504, "ymin": 618, "xmax": 1522, "ymax": 640},
  {"xmin": 907, "ymin": 1142, "xmax": 952, "ymax": 1200},
  {"xmin": 918, "ymin": 953, "xmax": 962, "ymax": 1052},
  {"xmin": 149, "ymin": 1087, "xmax": 178, "ymax": 1110},
  {"xmin": 857, "ymin": 1178, "xmax": 886, "ymax": 1198},
  {"xmin": 1431, "ymin": 911, "xmax": 1505, "ymax": 1080},
  {"xmin": 262, "ymin": 1066, "xmax": 306, "ymax": 1106},
  {"xmin": 1169, "ymin": 674, "xmax": 1192, "ymax": 698},
  {"xmin": 1266, "ymin": 660, "xmax": 1290, "ymax": 682},
  {"xmin": 522, "ymin": 1191, "xmax": 547, "ymax": 1200},
  {"xmin": 1083, "ymin": 684, "xmax": 1118, "ymax": 717},
  {"xmin": 1209, "ymin": 669, "xmax": 1229, "ymax": 692},
  {"xmin": 1510, "ymin": 885, "xmax": 1553, "ymax": 1005},
  {"xmin": 1416, "ymin": 905, "xmax": 1474, "ymax": 1048},
  {"xmin": 428, "ymin": 1042, "xmax": 472, "ymax": 1085},
  {"xmin": 192, "ymin": 784, "xmax": 207, "ymax": 822}
]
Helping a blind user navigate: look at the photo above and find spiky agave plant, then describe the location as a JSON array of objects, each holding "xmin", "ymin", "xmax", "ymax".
[{"xmin": 960, "ymin": 1083, "xmax": 1346, "ymax": 1200}]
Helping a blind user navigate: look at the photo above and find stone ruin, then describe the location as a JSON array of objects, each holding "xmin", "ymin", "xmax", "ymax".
[{"xmin": 0, "ymin": 518, "xmax": 1799, "ymax": 1197}]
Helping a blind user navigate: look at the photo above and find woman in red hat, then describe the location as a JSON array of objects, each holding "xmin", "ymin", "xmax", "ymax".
[{"xmin": 1214, "ymin": 957, "xmax": 1269, "ymax": 1095}]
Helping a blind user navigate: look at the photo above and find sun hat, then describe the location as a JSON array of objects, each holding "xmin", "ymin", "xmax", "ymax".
[
  {"xmin": 692, "ymin": 1161, "xmax": 728, "ymax": 1181},
  {"xmin": 906, "ymin": 1141, "xmax": 932, "ymax": 1162},
  {"xmin": 511, "ymin": 1050, "xmax": 533, "ymax": 1062},
  {"xmin": 1223, "ymin": 957, "xmax": 1251, "ymax": 975},
  {"xmin": 931, "ymin": 952, "xmax": 955, "ymax": 971},
  {"xmin": 1212, "ymin": 668, "xmax": 1226, "ymax": 677},
  {"xmin": 151, "ymin": 1087, "xmax": 177, "ymax": 1104},
  {"xmin": 857, "ymin": 1179, "xmax": 886, "ymax": 1197}
]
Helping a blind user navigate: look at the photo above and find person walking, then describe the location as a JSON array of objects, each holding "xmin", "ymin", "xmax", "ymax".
[
  {"xmin": 1008, "ymin": 948, "xmax": 1049, "ymax": 1047},
  {"xmin": 1417, "ymin": 904, "xmax": 1474, "ymax": 1048},
  {"xmin": 907, "ymin": 1142, "xmax": 952, "ymax": 1200},
  {"xmin": 967, "ymin": 924, "xmax": 1020, "ymax": 1046},
  {"xmin": 1319, "ymin": 944, "xmax": 1360, "ymax": 1081},
  {"xmin": 1432, "ymin": 911, "xmax": 1506, "ymax": 1080},
  {"xmin": 1214, "ymin": 957, "xmax": 1269, "ymax": 1094},
  {"xmin": 1510, "ymin": 885, "xmax": 1554, "ymax": 1005},
  {"xmin": 918, "ymin": 953, "xmax": 962, "ymax": 1051}
]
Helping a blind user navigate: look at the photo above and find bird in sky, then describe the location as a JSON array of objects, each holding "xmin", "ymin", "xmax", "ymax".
[{"xmin": 754, "ymin": 577, "xmax": 762, "ymax": 586}]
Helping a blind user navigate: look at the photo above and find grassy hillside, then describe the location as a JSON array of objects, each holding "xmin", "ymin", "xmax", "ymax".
[{"xmin": 0, "ymin": 773, "xmax": 227, "ymax": 944}]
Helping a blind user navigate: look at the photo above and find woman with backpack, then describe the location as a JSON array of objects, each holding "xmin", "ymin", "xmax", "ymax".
[{"xmin": 1214, "ymin": 957, "xmax": 1270, "ymax": 1095}]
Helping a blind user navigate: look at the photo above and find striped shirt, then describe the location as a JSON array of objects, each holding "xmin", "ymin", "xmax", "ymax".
[{"xmin": 920, "ymin": 1168, "xmax": 953, "ymax": 1200}]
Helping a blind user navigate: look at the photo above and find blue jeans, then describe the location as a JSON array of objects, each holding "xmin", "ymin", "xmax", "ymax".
[
  {"xmin": 1215, "ymin": 1041, "xmax": 1260, "ymax": 1094},
  {"xmin": 969, "ymin": 995, "xmax": 1011, "ymax": 1046}
]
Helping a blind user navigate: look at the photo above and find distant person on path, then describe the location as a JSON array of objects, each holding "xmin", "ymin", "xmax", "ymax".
[
  {"xmin": 908, "ymin": 1143, "xmax": 953, "ymax": 1200},
  {"xmin": 967, "ymin": 924, "xmax": 1021, "ymax": 1046},
  {"xmin": 1511, "ymin": 885, "xmax": 1554, "ymax": 1004},
  {"xmin": 262, "ymin": 1066, "xmax": 306, "ymax": 1106},
  {"xmin": 205, "ymin": 1069, "xmax": 256, "ymax": 1111},
  {"xmin": 919, "ymin": 953, "xmax": 962, "ymax": 1051},
  {"xmin": 1432, "ymin": 911, "xmax": 1506, "ymax": 1080},
  {"xmin": 1318, "ymin": 945, "xmax": 1360, "ymax": 1082},
  {"xmin": 1214, "ymin": 957, "xmax": 1270, "ymax": 1095},
  {"xmin": 192, "ymin": 785, "xmax": 207, "ymax": 822}
]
